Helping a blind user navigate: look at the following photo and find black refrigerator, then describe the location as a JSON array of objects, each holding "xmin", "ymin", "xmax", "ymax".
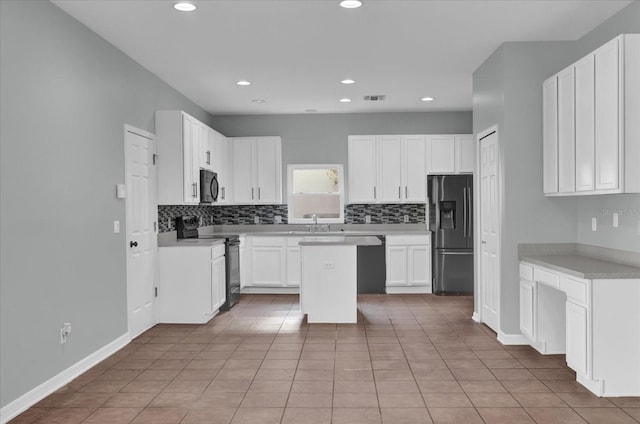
[{"xmin": 427, "ymin": 175, "xmax": 474, "ymax": 294}]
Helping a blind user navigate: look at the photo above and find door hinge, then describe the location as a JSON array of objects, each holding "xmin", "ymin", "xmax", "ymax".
[
  {"xmin": 154, "ymin": 287, "xmax": 158, "ymax": 297},
  {"xmin": 152, "ymin": 154, "xmax": 157, "ymax": 165}
]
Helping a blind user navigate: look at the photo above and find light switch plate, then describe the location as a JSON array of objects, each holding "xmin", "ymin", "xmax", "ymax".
[
  {"xmin": 365, "ymin": 215, "xmax": 371, "ymax": 223},
  {"xmin": 274, "ymin": 216, "xmax": 282, "ymax": 224},
  {"xmin": 116, "ymin": 184, "xmax": 126, "ymax": 199},
  {"xmin": 591, "ymin": 217, "xmax": 597, "ymax": 231},
  {"xmin": 113, "ymin": 220, "xmax": 120, "ymax": 234},
  {"xmin": 613, "ymin": 213, "xmax": 619, "ymax": 228}
]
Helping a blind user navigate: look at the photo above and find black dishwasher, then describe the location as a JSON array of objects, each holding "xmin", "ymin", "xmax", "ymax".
[{"xmin": 357, "ymin": 236, "xmax": 386, "ymax": 294}]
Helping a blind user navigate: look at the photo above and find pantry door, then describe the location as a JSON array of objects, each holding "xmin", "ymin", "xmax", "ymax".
[
  {"xmin": 479, "ymin": 128, "xmax": 500, "ymax": 333},
  {"xmin": 125, "ymin": 125, "xmax": 157, "ymax": 338}
]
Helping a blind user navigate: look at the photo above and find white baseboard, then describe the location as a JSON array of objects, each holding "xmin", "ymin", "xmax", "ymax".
[
  {"xmin": 471, "ymin": 312, "xmax": 480, "ymax": 323},
  {"xmin": 0, "ymin": 333, "xmax": 130, "ymax": 424},
  {"xmin": 386, "ymin": 286, "xmax": 432, "ymax": 294},
  {"xmin": 241, "ymin": 287, "xmax": 299, "ymax": 294},
  {"xmin": 497, "ymin": 330, "xmax": 530, "ymax": 345}
]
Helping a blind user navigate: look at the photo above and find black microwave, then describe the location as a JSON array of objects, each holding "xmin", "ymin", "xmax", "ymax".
[{"xmin": 200, "ymin": 169, "xmax": 219, "ymax": 204}]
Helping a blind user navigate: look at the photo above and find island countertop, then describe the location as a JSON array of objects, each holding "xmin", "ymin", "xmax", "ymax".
[{"xmin": 299, "ymin": 235, "xmax": 382, "ymax": 246}]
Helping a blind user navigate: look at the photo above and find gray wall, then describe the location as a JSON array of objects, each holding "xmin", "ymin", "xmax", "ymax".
[
  {"xmin": 471, "ymin": 1, "xmax": 640, "ymax": 334},
  {"xmin": 210, "ymin": 112, "xmax": 472, "ymax": 199},
  {"xmin": 0, "ymin": 0, "xmax": 210, "ymax": 408}
]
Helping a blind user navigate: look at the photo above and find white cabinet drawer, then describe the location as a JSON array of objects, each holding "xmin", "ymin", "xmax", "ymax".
[
  {"xmin": 562, "ymin": 276, "xmax": 588, "ymax": 306},
  {"xmin": 534, "ymin": 267, "xmax": 560, "ymax": 289},
  {"xmin": 519, "ymin": 263, "xmax": 534, "ymax": 282},
  {"xmin": 212, "ymin": 244, "xmax": 225, "ymax": 259},
  {"xmin": 250, "ymin": 237, "xmax": 286, "ymax": 247}
]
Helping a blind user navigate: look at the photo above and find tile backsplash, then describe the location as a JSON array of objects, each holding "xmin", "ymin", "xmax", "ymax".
[{"xmin": 158, "ymin": 203, "xmax": 425, "ymax": 232}]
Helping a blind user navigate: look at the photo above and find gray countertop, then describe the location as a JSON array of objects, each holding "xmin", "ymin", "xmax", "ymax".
[
  {"xmin": 299, "ymin": 235, "xmax": 383, "ymax": 246},
  {"xmin": 521, "ymin": 254, "xmax": 640, "ymax": 279}
]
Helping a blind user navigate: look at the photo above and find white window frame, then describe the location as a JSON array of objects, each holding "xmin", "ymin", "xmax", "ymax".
[{"xmin": 287, "ymin": 164, "xmax": 345, "ymax": 224}]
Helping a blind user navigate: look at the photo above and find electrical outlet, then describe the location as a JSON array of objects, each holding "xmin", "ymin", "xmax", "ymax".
[
  {"xmin": 613, "ymin": 213, "xmax": 619, "ymax": 228},
  {"xmin": 403, "ymin": 214, "xmax": 410, "ymax": 223},
  {"xmin": 592, "ymin": 217, "xmax": 597, "ymax": 231},
  {"xmin": 199, "ymin": 216, "xmax": 204, "ymax": 226},
  {"xmin": 274, "ymin": 216, "xmax": 282, "ymax": 224},
  {"xmin": 60, "ymin": 322, "xmax": 72, "ymax": 344},
  {"xmin": 168, "ymin": 217, "xmax": 172, "ymax": 229},
  {"xmin": 254, "ymin": 216, "xmax": 260, "ymax": 224},
  {"xmin": 365, "ymin": 215, "xmax": 371, "ymax": 223}
]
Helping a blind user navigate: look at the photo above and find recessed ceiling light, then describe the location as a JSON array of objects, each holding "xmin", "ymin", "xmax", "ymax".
[
  {"xmin": 339, "ymin": 98, "xmax": 352, "ymax": 103},
  {"xmin": 421, "ymin": 97, "xmax": 434, "ymax": 102},
  {"xmin": 236, "ymin": 80, "xmax": 251, "ymax": 86},
  {"xmin": 252, "ymin": 99, "xmax": 266, "ymax": 104},
  {"xmin": 341, "ymin": 79, "xmax": 356, "ymax": 85},
  {"xmin": 174, "ymin": 2, "xmax": 196, "ymax": 12},
  {"xmin": 339, "ymin": 0, "xmax": 362, "ymax": 9}
]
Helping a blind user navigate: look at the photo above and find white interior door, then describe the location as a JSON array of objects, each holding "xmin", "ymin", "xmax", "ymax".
[
  {"xmin": 125, "ymin": 126, "xmax": 157, "ymax": 339},
  {"xmin": 479, "ymin": 129, "xmax": 500, "ymax": 332}
]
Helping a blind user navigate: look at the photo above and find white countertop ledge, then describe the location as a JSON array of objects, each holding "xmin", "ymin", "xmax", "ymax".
[{"xmin": 299, "ymin": 235, "xmax": 382, "ymax": 246}]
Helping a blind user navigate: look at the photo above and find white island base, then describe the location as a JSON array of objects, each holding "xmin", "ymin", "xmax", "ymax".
[{"xmin": 299, "ymin": 236, "xmax": 382, "ymax": 324}]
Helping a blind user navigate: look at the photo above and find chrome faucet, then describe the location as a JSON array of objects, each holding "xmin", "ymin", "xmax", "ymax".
[{"xmin": 312, "ymin": 213, "xmax": 318, "ymax": 226}]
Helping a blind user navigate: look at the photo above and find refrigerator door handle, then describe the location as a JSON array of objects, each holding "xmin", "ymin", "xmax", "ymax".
[
  {"xmin": 463, "ymin": 187, "xmax": 467, "ymax": 238},
  {"xmin": 467, "ymin": 184, "xmax": 472, "ymax": 241}
]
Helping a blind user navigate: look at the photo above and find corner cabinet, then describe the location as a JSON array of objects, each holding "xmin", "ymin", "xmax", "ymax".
[
  {"xmin": 230, "ymin": 137, "xmax": 282, "ymax": 204},
  {"xmin": 385, "ymin": 235, "xmax": 432, "ymax": 294},
  {"xmin": 543, "ymin": 34, "xmax": 640, "ymax": 196},
  {"xmin": 348, "ymin": 135, "xmax": 428, "ymax": 204},
  {"xmin": 158, "ymin": 243, "xmax": 226, "ymax": 324}
]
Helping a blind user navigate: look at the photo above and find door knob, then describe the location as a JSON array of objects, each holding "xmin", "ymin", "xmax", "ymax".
[{"xmin": 130, "ymin": 241, "xmax": 138, "ymax": 248}]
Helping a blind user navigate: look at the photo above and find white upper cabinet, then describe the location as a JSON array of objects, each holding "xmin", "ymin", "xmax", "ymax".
[
  {"xmin": 543, "ymin": 34, "xmax": 640, "ymax": 196},
  {"xmin": 557, "ymin": 66, "xmax": 576, "ymax": 193},
  {"xmin": 348, "ymin": 136, "xmax": 379, "ymax": 203},
  {"xmin": 575, "ymin": 54, "xmax": 595, "ymax": 192},
  {"xmin": 211, "ymin": 130, "xmax": 232, "ymax": 203},
  {"xmin": 230, "ymin": 137, "xmax": 282, "ymax": 204},
  {"xmin": 543, "ymin": 77, "xmax": 559, "ymax": 194},
  {"xmin": 156, "ymin": 110, "xmax": 203, "ymax": 205},
  {"xmin": 426, "ymin": 134, "xmax": 474, "ymax": 174},
  {"xmin": 378, "ymin": 136, "xmax": 403, "ymax": 202},
  {"xmin": 348, "ymin": 135, "xmax": 428, "ymax": 204},
  {"xmin": 200, "ymin": 125, "xmax": 214, "ymax": 171},
  {"xmin": 594, "ymin": 37, "xmax": 620, "ymax": 191}
]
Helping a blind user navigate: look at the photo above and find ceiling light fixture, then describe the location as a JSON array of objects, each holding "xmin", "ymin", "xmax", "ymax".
[
  {"xmin": 421, "ymin": 97, "xmax": 434, "ymax": 102},
  {"xmin": 236, "ymin": 80, "xmax": 251, "ymax": 86},
  {"xmin": 341, "ymin": 79, "xmax": 356, "ymax": 85},
  {"xmin": 339, "ymin": 0, "xmax": 363, "ymax": 9},
  {"xmin": 252, "ymin": 99, "xmax": 266, "ymax": 104},
  {"xmin": 339, "ymin": 98, "xmax": 352, "ymax": 103},
  {"xmin": 173, "ymin": 2, "xmax": 197, "ymax": 12}
]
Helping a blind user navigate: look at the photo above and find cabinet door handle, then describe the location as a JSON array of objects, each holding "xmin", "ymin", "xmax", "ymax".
[
  {"xmin": 405, "ymin": 186, "xmax": 408, "ymax": 198},
  {"xmin": 258, "ymin": 187, "xmax": 261, "ymax": 200},
  {"xmin": 398, "ymin": 186, "xmax": 401, "ymax": 199},
  {"xmin": 192, "ymin": 182, "xmax": 197, "ymax": 197},
  {"xmin": 373, "ymin": 186, "xmax": 377, "ymax": 199},
  {"xmin": 206, "ymin": 150, "xmax": 211, "ymax": 165},
  {"xmin": 251, "ymin": 187, "xmax": 254, "ymax": 200},
  {"xmin": 221, "ymin": 187, "xmax": 225, "ymax": 200}
]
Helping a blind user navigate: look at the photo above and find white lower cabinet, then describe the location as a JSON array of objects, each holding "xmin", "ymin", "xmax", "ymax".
[
  {"xmin": 385, "ymin": 235, "xmax": 431, "ymax": 294},
  {"xmin": 243, "ymin": 236, "xmax": 301, "ymax": 292},
  {"xmin": 519, "ymin": 260, "xmax": 640, "ymax": 396},
  {"xmin": 158, "ymin": 244, "xmax": 226, "ymax": 324}
]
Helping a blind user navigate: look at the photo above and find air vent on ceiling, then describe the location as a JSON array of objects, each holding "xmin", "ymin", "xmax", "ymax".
[{"xmin": 363, "ymin": 95, "xmax": 386, "ymax": 101}]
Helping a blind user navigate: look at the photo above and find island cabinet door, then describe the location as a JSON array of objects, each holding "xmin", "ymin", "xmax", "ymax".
[
  {"xmin": 566, "ymin": 301, "xmax": 589, "ymax": 376},
  {"xmin": 407, "ymin": 245, "xmax": 430, "ymax": 286}
]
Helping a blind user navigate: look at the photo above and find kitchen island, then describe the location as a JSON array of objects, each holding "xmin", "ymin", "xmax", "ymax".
[{"xmin": 299, "ymin": 236, "xmax": 382, "ymax": 324}]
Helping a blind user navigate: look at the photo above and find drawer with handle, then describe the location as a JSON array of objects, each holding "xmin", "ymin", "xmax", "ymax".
[{"xmin": 534, "ymin": 267, "xmax": 560, "ymax": 289}]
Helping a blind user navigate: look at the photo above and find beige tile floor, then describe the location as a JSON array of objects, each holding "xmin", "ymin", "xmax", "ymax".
[{"xmin": 10, "ymin": 294, "xmax": 640, "ymax": 424}]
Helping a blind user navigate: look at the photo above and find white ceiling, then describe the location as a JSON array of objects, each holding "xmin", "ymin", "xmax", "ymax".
[{"xmin": 52, "ymin": 0, "xmax": 631, "ymax": 115}]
